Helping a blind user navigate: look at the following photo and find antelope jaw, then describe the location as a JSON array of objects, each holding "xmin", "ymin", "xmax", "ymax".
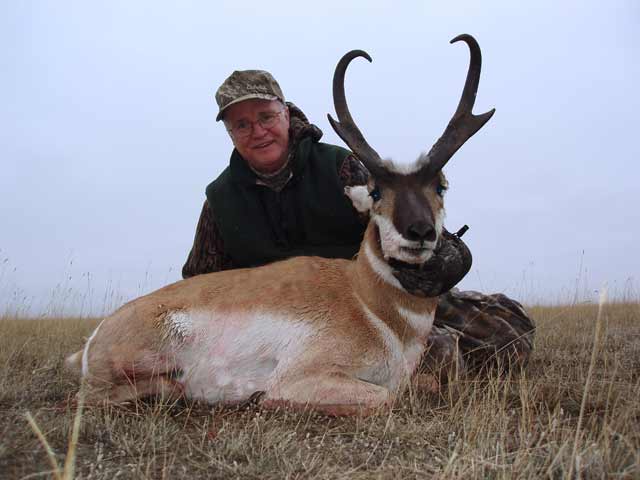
[{"xmin": 374, "ymin": 215, "xmax": 438, "ymax": 264}]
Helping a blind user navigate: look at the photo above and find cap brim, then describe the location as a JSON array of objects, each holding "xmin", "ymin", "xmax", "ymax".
[{"xmin": 216, "ymin": 93, "xmax": 282, "ymax": 121}]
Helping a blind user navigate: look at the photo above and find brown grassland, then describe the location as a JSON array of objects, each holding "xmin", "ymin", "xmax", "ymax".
[{"xmin": 0, "ymin": 301, "xmax": 639, "ymax": 479}]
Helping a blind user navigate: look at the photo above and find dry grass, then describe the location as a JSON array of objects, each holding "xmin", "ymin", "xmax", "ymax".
[{"xmin": 1, "ymin": 303, "xmax": 639, "ymax": 479}]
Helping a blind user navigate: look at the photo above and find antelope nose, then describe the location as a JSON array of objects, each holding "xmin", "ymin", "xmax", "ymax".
[{"xmin": 406, "ymin": 222, "xmax": 436, "ymax": 242}]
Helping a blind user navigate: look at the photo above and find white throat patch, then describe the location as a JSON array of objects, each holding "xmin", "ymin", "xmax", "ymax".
[{"xmin": 364, "ymin": 241, "xmax": 404, "ymax": 290}]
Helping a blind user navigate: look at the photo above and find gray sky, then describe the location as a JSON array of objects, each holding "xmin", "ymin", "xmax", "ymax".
[{"xmin": 1, "ymin": 0, "xmax": 639, "ymax": 316}]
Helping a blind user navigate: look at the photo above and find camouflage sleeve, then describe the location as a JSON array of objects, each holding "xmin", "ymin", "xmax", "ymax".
[
  {"xmin": 182, "ymin": 201, "xmax": 235, "ymax": 279},
  {"xmin": 420, "ymin": 289, "xmax": 536, "ymax": 381},
  {"xmin": 434, "ymin": 289, "xmax": 535, "ymax": 370},
  {"xmin": 338, "ymin": 154, "xmax": 369, "ymax": 188}
]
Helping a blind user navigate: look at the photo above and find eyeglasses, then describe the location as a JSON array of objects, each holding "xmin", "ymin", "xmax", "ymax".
[{"xmin": 226, "ymin": 109, "xmax": 285, "ymax": 139}]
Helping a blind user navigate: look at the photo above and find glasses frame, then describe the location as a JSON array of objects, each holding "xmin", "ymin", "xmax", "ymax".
[{"xmin": 226, "ymin": 108, "xmax": 286, "ymax": 140}]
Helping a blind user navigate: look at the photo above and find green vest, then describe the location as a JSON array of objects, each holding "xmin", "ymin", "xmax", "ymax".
[{"xmin": 206, "ymin": 137, "xmax": 366, "ymax": 268}]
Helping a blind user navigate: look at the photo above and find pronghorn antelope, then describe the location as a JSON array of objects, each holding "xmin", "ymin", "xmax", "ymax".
[{"xmin": 66, "ymin": 34, "xmax": 494, "ymax": 416}]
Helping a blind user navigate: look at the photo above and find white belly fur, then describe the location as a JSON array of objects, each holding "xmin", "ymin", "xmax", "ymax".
[{"xmin": 171, "ymin": 310, "xmax": 315, "ymax": 403}]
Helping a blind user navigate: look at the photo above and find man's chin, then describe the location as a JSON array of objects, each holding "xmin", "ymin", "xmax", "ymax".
[{"xmin": 248, "ymin": 153, "xmax": 286, "ymax": 173}]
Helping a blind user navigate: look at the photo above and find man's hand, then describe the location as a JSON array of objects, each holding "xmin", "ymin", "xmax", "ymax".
[{"xmin": 390, "ymin": 228, "xmax": 472, "ymax": 297}]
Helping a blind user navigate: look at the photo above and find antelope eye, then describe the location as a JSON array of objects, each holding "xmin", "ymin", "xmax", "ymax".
[
  {"xmin": 369, "ymin": 186, "xmax": 382, "ymax": 202},
  {"xmin": 436, "ymin": 184, "xmax": 447, "ymax": 197}
]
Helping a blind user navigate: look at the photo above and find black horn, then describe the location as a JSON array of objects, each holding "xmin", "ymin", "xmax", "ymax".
[
  {"xmin": 327, "ymin": 50, "xmax": 388, "ymax": 179},
  {"xmin": 420, "ymin": 34, "xmax": 495, "ymax": 179}
]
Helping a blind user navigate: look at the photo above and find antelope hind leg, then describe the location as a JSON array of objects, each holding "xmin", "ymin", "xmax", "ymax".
[
  {"xmin": 262, "ymin": 372, "xmax": 392, "ymax": 416},
  {"xmin": 80, "ymin": 375, "xmax": 184, "ymax": 405},
  {"xmin": 104, "ymin": 376, "xmax": 184, "ymax": 404}
]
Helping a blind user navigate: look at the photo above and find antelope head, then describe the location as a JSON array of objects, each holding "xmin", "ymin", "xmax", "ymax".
[{"xmin": 329, "ymin": 34, "xmax": 495, "ymax": 265}]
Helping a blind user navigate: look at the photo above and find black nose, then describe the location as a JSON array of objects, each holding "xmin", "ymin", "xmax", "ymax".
[{"xmin": 406, "ymin": 222, "xmax": 436, "ymax": 242}]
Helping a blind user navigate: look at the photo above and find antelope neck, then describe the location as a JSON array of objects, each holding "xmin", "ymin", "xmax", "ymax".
[{"xmin": 352, "ymin": 223, "xmax": 437, "ymax": 342}]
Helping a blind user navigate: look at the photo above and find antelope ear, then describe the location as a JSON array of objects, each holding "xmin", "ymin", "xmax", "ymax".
[{"xmin": 345, "ymin": 185, "xmax": 373, "ymax": 213}]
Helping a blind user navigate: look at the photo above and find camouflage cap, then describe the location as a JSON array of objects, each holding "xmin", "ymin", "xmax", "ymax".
[{"xmin": 215, "ymin": 70, "xmax": 285, "ymax": 121}]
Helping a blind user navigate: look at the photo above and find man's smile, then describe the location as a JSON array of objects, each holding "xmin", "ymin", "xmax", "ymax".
[{"xmin": 252, "ymin": 140, "xmax": 275, "ymax": 150}]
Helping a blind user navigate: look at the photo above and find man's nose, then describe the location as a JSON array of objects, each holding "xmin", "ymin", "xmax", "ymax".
[{"xmin": 251, "ymin": 121, "xmax": 268, "ymax": 137}]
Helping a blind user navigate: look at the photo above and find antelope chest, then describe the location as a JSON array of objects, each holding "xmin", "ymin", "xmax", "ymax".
[{"xmin": 355, "ymin": 300, "xmax": 435, "ymax": 392}]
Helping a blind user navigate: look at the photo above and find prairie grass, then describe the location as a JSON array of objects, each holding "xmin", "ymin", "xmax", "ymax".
[{"xmin": 1, "ymin": 302, "xmax": 638, "ymax": 479}]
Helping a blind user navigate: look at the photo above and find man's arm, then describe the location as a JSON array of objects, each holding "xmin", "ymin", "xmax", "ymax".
[{"xmin": 182, "ymin": 201, "xmax": 235, "ymax": 279}]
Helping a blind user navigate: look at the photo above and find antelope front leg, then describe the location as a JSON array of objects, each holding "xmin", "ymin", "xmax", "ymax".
[{"xmin": 262, "ymin": 372, "xmax": 392, "ymax": 416}]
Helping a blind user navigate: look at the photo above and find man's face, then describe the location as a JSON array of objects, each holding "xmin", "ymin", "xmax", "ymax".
[{"xmin": 223, "ymin": 99, "xmax": 290, "ymax": 174}]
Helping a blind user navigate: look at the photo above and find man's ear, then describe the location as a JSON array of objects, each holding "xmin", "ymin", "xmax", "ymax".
[
  {"xmin": 283, "ymin": 104, "xmax": 290, "ymax": 124},
  {"xmin": 344, "ymin": 185, "xmax": 373, "ymax": 213},
  {"xmin": 223, "ymin": 121, "xmax": 237, "ymax": 146}
]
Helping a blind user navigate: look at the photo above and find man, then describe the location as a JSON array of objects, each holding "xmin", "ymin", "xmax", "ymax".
[{"xmin": 183, "ymin": 70, "xmax": 534, "ymax": 383}]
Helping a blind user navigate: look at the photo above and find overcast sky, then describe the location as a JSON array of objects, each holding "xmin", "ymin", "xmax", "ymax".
[{"xmin": 1, "ymin": 1, "xmax": 638, "ymax": 316}]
